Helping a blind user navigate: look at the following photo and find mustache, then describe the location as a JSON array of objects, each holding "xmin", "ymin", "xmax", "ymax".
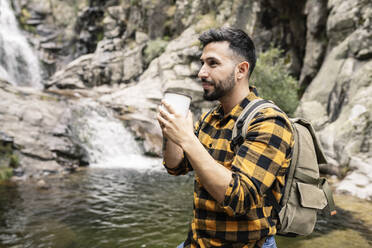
[{"xmin": 200, "ymin": 78, "xmax": 214, "ymax": 84}]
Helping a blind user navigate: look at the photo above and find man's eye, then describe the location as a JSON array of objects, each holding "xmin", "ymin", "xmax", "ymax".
[{"xmin": 209, "ymin": 61, "xmax": 217, "ymax": 66}]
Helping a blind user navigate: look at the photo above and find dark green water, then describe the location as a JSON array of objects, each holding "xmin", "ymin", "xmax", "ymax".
[{"xmin": 0, "ymin": 168, "xmax": 371, "ymax": 248}]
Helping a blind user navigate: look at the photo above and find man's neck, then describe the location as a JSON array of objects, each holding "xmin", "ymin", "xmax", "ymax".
[{"xmin": 220, "ymin": 83, "xmax": 250, "ymax": 115}]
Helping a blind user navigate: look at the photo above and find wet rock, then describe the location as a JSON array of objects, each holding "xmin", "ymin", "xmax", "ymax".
[
  {"xmin": 0, "ymin": 132, "xmax": 14, "ymax": 143},
  {"xmin": 336, "ymin": 157, "xmax": 372, "ymax": 200},
  {"xmin": 36, "ymin": 179, "xmax": 50, "ymax": 190},
  {"xmin": 0, "ymin": 81, "xmax": 86, "ymax": 178},
  {"xmin": 12, "ymin": 167, "xmax": 25, "ymax": 177}
]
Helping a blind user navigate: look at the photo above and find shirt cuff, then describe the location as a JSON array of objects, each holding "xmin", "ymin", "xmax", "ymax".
[
  {"xmin": 162, "ymin": 156, "xmax": 192, "ymax": 175},
  {"xmin": 223, "ymin": 172, "xmax": 239, "ymax": 208}
]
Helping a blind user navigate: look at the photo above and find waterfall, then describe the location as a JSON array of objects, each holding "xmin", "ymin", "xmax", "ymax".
[
  {"xmin": 0, "ymin": 0, "xmax": 43, "ymax": 88},
  {"xmin": 70, "ymin": 100, "xmax": 161, "ymax": 170}
]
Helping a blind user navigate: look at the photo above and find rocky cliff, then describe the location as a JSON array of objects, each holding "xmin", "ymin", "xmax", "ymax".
[
  {"xmin": 296, "ymin": 0, "xmax": 372, "ymax": 199},
  {"xmin": 1, "ymin": 0, "xmax": 371, "ymax": 199}
]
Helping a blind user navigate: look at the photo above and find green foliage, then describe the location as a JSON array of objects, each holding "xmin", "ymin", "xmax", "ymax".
[
  {"xmin": 195, "ymin": 13, "xmax": 219, "ymax": 33},
  {"xmin": 0, "ymin": 142, "xmax": 19, "ymax": 169},
  {"xmin": 251, "ymin": 47, "xmax": 299, "ymax": 116},
  {"xmin": 39, "ymin": 95, "xmax": 59, "ymax": 101},
  {"xmin": 130, "ymin": 0, "xmax": 140, "ymax": 6},
  {"xmin": 96, "ymin": 30, "xmax": 104, "ymax": 42},
  {"xmin": 0, "ymin": 143, "xmax": 12, "ymax": 154},
  {"xmin": 9, "ymin": 154, "xmax": 19, "ymax": 168},
  {"xmin": 143, "ymin": 38, "xmax": 169, "ymax": 65},
  {"xmin": 20, "ymin": 7, "xmax": 31, "ymax": 23},
  {"xmin": 18, "ymin": 7, "xmax": 37, "ymax": 34},
  {"xmin": 0, "ymin": 143, "xmax": 15, "ymax": 181},
  {"xmin": 0, "ymin": 168, "xmax": 13, "ymax": 181}
]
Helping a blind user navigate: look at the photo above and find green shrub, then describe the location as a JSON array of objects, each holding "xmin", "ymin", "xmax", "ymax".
[
  {"xmin": 9, "ymin": 154, "xmax": 19, "ymax": 168},
  {"xmin": 0, "ymin": 168, "xmax": 12, "ymax": 181},
  {"xmin": 143, "ymin": 38, "xmax": 169, "ymax": 65},
  {"xmin": 195, "ymin": 13, "xmax": 218, "ymax": 33},
  {"xmin": 0, "ymin": 142, "xmax": 19, "ymax": 169},
  {"xmin": 251, "ymin": 47, "xmax": 299, "ymax": 116}
]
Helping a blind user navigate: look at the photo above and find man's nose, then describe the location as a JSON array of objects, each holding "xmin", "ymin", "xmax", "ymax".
[{"xmin": 198, "ymin": 65, "xmax": 208, "ymax": 79}]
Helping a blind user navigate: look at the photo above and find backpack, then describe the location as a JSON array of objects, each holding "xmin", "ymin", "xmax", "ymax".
[{"xmin": 230, "ymin": 99, "xmax": 336, "ymax": 236}]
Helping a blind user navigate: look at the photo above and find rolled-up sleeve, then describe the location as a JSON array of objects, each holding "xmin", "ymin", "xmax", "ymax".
[
  {"xmin": 163, "ymin": 156, "xmax": 193, "ymax": 175},
  {"xmin": 222, "ymin": 110, "xmax": 293, "ymax": 215},
  {"xmin": 163, "ymin": 114, "xmax": 206, "ymax": 176}
]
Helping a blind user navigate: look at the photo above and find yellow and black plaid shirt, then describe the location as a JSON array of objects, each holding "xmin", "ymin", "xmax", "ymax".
[{"xmin": 164, "ymin": 88, "xmax": 294, "ymax": 248}]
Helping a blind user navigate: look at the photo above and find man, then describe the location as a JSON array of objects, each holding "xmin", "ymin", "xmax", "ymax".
[{"xmin": 157, "ymin": 27, "xmax": 294, "ymax": 248}]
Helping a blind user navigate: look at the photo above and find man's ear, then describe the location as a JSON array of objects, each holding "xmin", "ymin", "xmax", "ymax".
[{"xmin": 236, "ymin": 61, "xmax": 250, "ymax": 79}]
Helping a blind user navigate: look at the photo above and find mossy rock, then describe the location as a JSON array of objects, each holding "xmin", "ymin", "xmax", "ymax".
[
  {"xmin": 143, "ymin": 38, "xmax": 169, "ymax": 65},
  {"xmin": 0, "ymin": 143, "xmax": 12, "ymax": 154},
  {"xmin": 20, "ymin": 7, "xmax": 31, "ymax": 24},
  {"xmin": 18, "ymin": 7, "xmax": 37, "ymax": 34},
  {"xmin": 0, "ymin": 167, "xmax": 13, "ymax": 181},
  {"xmin": 195, "ymin": 13, "xmax": 219, "ymax": 33},
  {"xmin": 0, "ymin": 142, "xmax": 20, "ymax": 169}
]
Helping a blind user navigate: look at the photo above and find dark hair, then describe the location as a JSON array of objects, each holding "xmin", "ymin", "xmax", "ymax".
[{"xmin": 198, "ymin": 27, "xmax": 256, "ymax": 77}]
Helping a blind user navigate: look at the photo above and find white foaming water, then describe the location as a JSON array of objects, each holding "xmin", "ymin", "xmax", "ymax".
[
  {"xmin": 0, "ymin": 0, "xmax": 43, "ymax": 88},
  {"xmin": 71, "ymin": 100, "xmax": 162, "ymax": 171}
]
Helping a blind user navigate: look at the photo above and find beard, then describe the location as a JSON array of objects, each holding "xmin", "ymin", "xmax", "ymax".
[{"xmin": 203, "ymin": 71, "xmax": 235, "ymax": 101}]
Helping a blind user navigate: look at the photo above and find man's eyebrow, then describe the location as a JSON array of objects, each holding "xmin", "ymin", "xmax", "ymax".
[{"xmin": 200, "ymin": 56, "xmax": 220, "ymax": 62}]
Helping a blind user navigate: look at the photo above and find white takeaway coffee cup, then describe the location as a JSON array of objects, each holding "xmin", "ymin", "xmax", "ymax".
[{"xmin": 162, "ymin": 91, "xmax": 192, "ymax": 117}]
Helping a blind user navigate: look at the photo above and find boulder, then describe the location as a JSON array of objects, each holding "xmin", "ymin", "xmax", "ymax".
[
  {"xmin": 0, "ymin": 80, "xmax": 86, "ymax": 178},
  {"xmin": 336, "ymin": 157, "xmax": 372, "ymax": 200},
  {"xmin": 326, "ymin": 0, "xmax": 362, "ymax": 48}
]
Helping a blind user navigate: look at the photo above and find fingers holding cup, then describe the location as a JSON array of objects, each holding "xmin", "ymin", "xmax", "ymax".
[
  {"xmin": 158, "ymin": 103, "xmax": 173, "ymax": 121},
  {"xmin": 161, "ymin": 100, "xmax": 177, "ymax": 116}
]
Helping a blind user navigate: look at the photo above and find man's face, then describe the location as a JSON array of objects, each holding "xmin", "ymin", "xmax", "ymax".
[{"xmin": 198, "ymin": 41, "xmax": 237, "ymax": 101}]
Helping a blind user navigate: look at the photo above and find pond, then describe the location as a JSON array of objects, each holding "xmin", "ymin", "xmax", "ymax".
[{"xmin": 0, "ymin": 167, "xmax": 371, "ymax": 248}]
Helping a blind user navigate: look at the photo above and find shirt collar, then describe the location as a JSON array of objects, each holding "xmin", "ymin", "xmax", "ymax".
[{"xmin": 211, "ymin": 86, "xmax": 260, "ymax": 120}]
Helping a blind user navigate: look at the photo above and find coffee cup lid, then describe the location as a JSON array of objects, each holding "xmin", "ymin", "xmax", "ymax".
[{"xmin": 164, "ymin": 90, "xmax": 192, "ymax": 99}]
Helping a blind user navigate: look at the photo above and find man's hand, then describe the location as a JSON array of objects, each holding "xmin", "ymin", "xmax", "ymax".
[
  {"xmin": 157, "ymin": 100, "xmax": 194, "ymax": 147},
  {"xmin": 158, "ymin": 100, "xmax": 232, "ymax": 203}
]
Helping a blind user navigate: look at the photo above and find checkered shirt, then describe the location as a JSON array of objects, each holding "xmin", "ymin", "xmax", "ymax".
[{"xmin": 164, "ymin": 88, "xmax": 294, "ymax": 248}]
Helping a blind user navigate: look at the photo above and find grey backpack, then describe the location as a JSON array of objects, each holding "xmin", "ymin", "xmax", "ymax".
[{"xmin": 231, "ymin": 99, "xmax": 336, "ymax": 236}]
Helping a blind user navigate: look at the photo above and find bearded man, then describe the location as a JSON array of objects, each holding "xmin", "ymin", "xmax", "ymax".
[{"xmin": 158, "ymin": 27, "xmax": 294, "ymax": 248}]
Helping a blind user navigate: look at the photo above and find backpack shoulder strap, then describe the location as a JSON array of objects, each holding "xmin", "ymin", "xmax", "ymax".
[
  {"xmin": 231, "ymin": 99, "xmax": 280, "ymax": 153},
  {"xmin": 231, "ymin": 99, "xmax": 283, "ymax": 212}
]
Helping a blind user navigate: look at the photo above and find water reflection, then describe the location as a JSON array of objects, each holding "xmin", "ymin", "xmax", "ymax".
[
  {"xmin": 0, "ymin": 168, "xmax": 371, "ymax": 248},
  {"xmin": 0, "ymin": 169, "xmax": 193, "ymax": 248}
]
